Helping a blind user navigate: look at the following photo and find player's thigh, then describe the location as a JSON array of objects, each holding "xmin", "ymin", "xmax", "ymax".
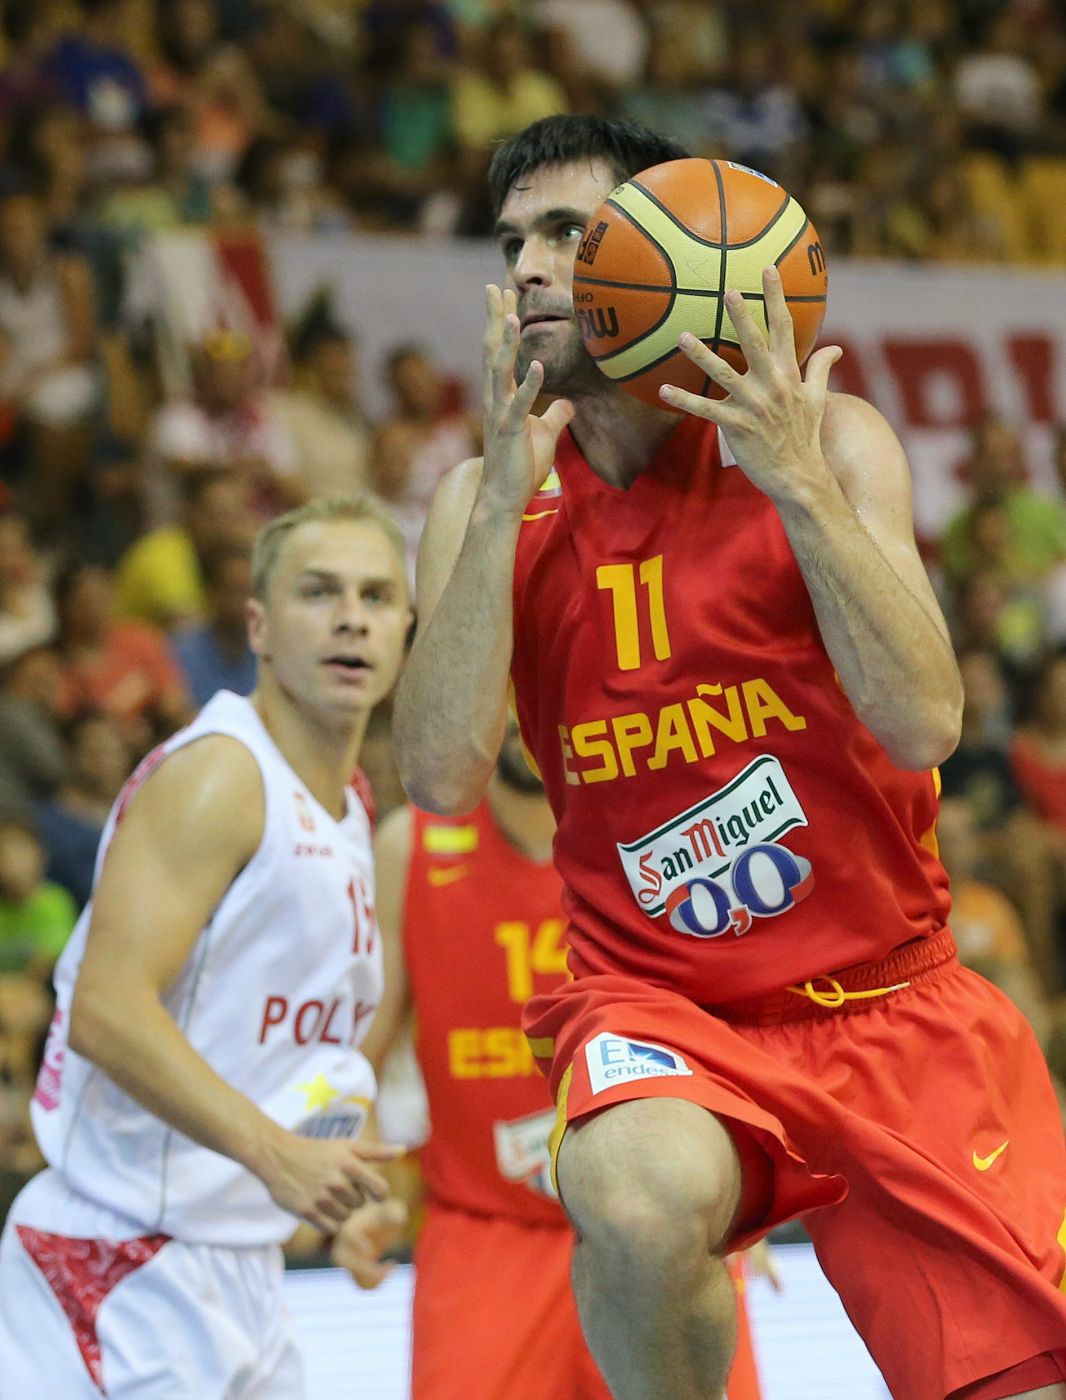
[
  {"xmin": 0, "ymin": 1215, "xmax": 101, "ymax": 1400},
  {"xmin": 413, "ymin": 1206, "xmax": 586, "ymax": 1400},
  {"xmin": 557, "ymin": 1096, "xmax": 743, "ymax": 1251}
]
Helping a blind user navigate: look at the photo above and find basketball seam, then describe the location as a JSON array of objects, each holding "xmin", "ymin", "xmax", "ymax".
[
  {"xmin": 711, "ymin": 160, "xmax": 728, "ymax": 366},
  {"xmin": 585, "ymin": 196, "xmax": 679, "ymax": 361},
  {"xmin": 726, "ymin": 191, "xmax": 794, "ymax": 250},
  {"xmin": 773, "ymin": 214, "xmax": 811, "ymax": 268},
  {"xmin": 575, "ymin": 276, "xmax": 826, "ymax": 304},
  {"xmin": 608, "ymin": 338, "xmax": 743, "ymax": 384}
]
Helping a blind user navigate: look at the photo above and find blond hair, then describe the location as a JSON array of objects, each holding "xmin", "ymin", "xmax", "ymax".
[{"xmin": 251, "ymin": 494, "xmax": 408, "ymax": 600}]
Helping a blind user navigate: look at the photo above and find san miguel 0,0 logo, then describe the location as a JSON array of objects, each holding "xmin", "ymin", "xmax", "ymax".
[{"xmin": 617, "ymin": 755, "xmax": 814, "ymax": 939}]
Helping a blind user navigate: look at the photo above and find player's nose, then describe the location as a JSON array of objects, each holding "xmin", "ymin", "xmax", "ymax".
[{"xmin": 512, "ymin": 235, "xmax": 553, "ymax": 291}]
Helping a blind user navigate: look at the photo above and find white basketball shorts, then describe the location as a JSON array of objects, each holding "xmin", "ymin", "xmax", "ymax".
[{"xmin": 0, "ymin": 1170, "xmax": 304, "ymax": 1398}]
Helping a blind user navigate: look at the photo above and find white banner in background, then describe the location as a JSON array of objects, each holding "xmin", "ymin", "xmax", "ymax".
[{"xmin": 141, "ymin": 228, "xmax": 1066, "ymax": 538}]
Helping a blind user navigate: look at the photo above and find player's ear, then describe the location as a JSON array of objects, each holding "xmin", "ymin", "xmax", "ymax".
[{"xmin": 246, "ymin": 596, "xmax": 268, "ymax": 659}]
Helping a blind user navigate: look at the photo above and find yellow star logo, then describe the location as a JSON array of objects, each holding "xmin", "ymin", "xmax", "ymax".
[{"xmin": 296, "ymin": 1072, "xmax": 339, "ymax": 1113}]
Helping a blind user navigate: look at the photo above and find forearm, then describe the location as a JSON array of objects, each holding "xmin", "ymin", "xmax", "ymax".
[
  {"xmin": 394, "ymin": 495, "xmax": 521, "ymax": 812},
  {"xmin": 776, "ymin": 477, "xmax": 961, "ymax": 769},
  {"xmin": 69, "ymin": 980, "xmax": 287, "ymax": 1180}
]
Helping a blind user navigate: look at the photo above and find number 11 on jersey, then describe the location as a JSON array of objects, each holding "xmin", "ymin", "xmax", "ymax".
[{"xmin": 596, "ymin": 554, "xmax": 672, "ymax": 672}]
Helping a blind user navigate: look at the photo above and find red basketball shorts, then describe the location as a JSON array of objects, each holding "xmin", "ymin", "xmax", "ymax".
[
  {"xmin": 524, "ymin": 930, "xmax": 1066, "ymax": 1400},
  {"xmin": 411, "ymin": 1201, "xmax": 763, "ymax": 1400}
]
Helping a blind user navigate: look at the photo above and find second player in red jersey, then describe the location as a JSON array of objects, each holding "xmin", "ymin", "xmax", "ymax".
[
  {"xmin": 395, "ymin": 114, "xmax": 1066, "ymax": 1400},
  {"xmin": 353, "ymin": 724, "xmax": 764, "ymax": 1400}
]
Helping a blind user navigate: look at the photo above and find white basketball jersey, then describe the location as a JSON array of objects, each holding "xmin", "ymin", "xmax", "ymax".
[{"xmin": 31, "ymin": 691, "xmax": 382, "ymax": 1246}]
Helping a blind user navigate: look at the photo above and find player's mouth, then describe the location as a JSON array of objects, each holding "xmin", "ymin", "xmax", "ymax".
[
  {"xmin": 323, "ymin": 655, "xmax": 373, "ymax": 680},
  {"xmin": 520, "ymin": 311, "xmax": 570, "ymax": 332}
]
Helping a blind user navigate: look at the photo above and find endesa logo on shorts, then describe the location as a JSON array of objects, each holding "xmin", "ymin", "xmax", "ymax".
[
  {"xmin": 586, "ymin": 1033, "xmax": 694, "ymax": 1095},
  {"xmin": 617, "ymin": 755, "xmax": 814, "ymax": 939}
]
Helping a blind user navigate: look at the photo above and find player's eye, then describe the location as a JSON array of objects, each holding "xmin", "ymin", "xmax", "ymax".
[
  {"xmin": 556, "ymin": 223, "xmax": 586, "ymax": 244},
  {"xmin": 501, "ymin": 238, "xmax": 522, "ymax": 265}
]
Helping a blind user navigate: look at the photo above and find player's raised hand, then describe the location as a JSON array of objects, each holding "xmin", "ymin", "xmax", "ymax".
[
  {"xmin": 480, "ymin": 284, "xmax": 574, "ymax": 515},
  {"xmin": 257, "ymin": 1130, "xmax": 404, "ymax": 1232},
  {"xmin": 659, "ymin": 266, "xmax": 843, "ymax": 506},
  {"xmin": 329, "ymin": 1196, "xmax": 409, "ymax": 1289}
]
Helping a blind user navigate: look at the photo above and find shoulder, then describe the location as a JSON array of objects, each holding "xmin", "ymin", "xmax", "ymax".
[
  {"xmin": 120, "ymin": 732, "xmax": 265, "ymax": 864},
  {"xmin": 819, "ymin": 392, "xmax": 912, "ymax": 505}
]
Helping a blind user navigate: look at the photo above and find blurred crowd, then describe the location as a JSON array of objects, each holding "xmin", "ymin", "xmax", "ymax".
[{"xmin": 0, "ymin": 0, "xmax": 1064, "ymax": 1204}]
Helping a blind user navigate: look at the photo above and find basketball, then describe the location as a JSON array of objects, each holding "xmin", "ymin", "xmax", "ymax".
[{"xmin": 572, "ymin": 158, "xmax": 828, "ymax": 409}]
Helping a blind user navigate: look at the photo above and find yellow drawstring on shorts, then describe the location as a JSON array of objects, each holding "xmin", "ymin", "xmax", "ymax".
[{"xmin": 786, "ymin": 976, "xmax": 911, "ymax": 1009}]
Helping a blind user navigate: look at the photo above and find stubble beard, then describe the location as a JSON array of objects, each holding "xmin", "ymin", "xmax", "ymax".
[{"xmin": 516, "ymin": 325, "xmax": 605, "ymax": 398}]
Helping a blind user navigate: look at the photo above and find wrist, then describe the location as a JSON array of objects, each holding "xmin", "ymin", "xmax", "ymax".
[
  {"xmin": 469, "ymin": 483, "xmax": 527, "ymax": 528},
  {"xmin": 234, "ymin": 1110, "xmax": 290, "ymax": 1181},
  {"xmin": 770, "ymin": 458, "xmax": 845, "ymax": 519}
]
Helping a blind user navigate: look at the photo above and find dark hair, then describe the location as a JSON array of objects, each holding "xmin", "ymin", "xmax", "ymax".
[{"xmin": 487, "ymin": 115, "xmax": 690, "ymax": 219}]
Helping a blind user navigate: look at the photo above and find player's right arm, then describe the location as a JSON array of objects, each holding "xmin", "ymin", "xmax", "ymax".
[
  {"xmin": 392, "ymin": 286, "xmax": 574, "ymax": 814},
  {"xmin": 68, "ymin": 736, "xmax": 397, "ymax": 1232},
  {"xmin": 361, "ymin": 804, "xmax": 414, "ymax": 1072}
]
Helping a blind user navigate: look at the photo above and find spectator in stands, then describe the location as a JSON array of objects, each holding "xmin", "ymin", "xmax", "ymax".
[
  {"xmin": 940, "ymin": 647, "xmax": 1061, "ymax": 991},
  {"xmin": 701, "ymin": 31, "xmax": 807, "ymax": 183},
  {"xmin": 942, "ymin": 417, "xmax": 1066, "ymax": 585},
  {"xmin": 363, "ymin": 17, "xmax": 459, "ymax": 230},
  {"xmin": 149, "ymin": 0, "xmax": 270, "ymax": 183},
  {"xmin": 0, "ymin": 649, "xmax": 65, "ymax": 819},
  {"xmin": 534, "ymin": 0, "xmax": 647, "ymax": 95},
  {"xmin": 53, "ymin": 561, "xmax": 190, "ymax": 754},
  {"xmin": 171, "ymin": 544, "xmax": 256, "ymax": 707},
  {"xmin": 952, "ymin": 565, "xmax": 1047, "ymax": 683},
  {"xmin": 0, "ymin": 817, "xmax": 76, "ymax": 975},
  {"xmin": 937, "ymin": 794, "xmax": 1050, "ymax": 1044},
  {"xmin": 146, "ymin": 328, "xmax": 304, "ymax": 528},
  {"xmin": 452, "ymin": 16, "xmax": 568, "ymax": 209},
  {"xmin": 618, "ymin": 26, "xmax": 713, "ymax": 155},
  {"xmin": 0, "ymin": 192, "xmax": 98, "ymax": 536},
  {"xmin": 0, "ymin": 508, "xmax": 55, "ymax": 667},
  {"xmin": 370, "ymin": 343, "xmax": 479, "ymax": 583},
  {"xmin": 40, "ymin": 0, "xmax": 147, "ymax": 139},
  {"xmin": 269, "ymin": 301, "xmax": 371, "ymax": 497},
  {"xmin": 1011, "ymin": 650, "xmax": 1066, "ymax": 845},
  {"xmin": 953, "ymin": 8, "xmax": 1043, "ymax": 160},
  {"xmin": 113, "ymin": 468, "xmax": 254, "ymax": 629},
  {"xmin": 95, "ymin": 104, "xmax": 215, "ymax": 232},
  {"xmin": 0, "ymin": 968, "xmax": 49, "ymax": 1175},
  {"xmin": 33, "ymin": 710, "xmax": 130, "ymax": 909}
]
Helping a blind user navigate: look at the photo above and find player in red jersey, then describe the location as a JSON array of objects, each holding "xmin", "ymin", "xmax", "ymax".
[
  {"xmin": 344, "ymin": 720, "xmax": 765, "ymax": 1400},
  {"xmin": 393, "ymin": 115, "xmax": 1066, "ymax": 1400}
]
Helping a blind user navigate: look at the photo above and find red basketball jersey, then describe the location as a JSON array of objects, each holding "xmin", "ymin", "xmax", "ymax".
[
  {"xmin": 510, "ymin": 418, "xmax": 950, "ymax": 1005},
  {"xmin": 404, "ymin": 802, "xmax": 570, "ymax": 1224}
]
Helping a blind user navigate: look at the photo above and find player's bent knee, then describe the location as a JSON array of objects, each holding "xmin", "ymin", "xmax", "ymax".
[{"xmin": 558, "ymin": 1097, "xmax": 742, "ymax": 1268}]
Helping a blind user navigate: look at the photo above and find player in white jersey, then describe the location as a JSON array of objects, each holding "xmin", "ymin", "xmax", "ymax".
[{"xmin": 0, "ymin": 495, "xmax": 413, "ymax": 1398}]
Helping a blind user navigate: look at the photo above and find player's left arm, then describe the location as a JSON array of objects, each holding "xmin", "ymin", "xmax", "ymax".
[{"xmin": 663, "ymin": 266, "xmax": 963, "ymax": 771}]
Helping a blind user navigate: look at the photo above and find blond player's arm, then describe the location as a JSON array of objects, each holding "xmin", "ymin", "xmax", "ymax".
[
  {"xmin": 361, "ymin": 804, "xmax": 414, "ymax": 1073},
  {"xmin": 68, "ymin": 737, "xmax": 397, "ymax": 1232},
  {"xmin": 393, "ymin": 286, "xmax": 574, "ymax": 814}
]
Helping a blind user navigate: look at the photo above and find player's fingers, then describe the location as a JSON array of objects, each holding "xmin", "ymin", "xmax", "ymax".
[
  {"xmin": 658, "ymin": 381, "xmax": 735, "ymax": 424},
  {"xmin": 504, "ymin": 357, "xmax": 544, "ymax": 427},
  {"xmin": 490, "ymin": 312, "xmax": 521, "ymax": 412},
  {"xmin": 353, "ymin": 1142, "xmax": 405, "ymax": 1163},
  {"xmin": 309, "ymin": 1195, "xmax": 349, "ymax": 1230},
  {"xmin": 343, "ymin": 1159, "xmax": 390, "ymax": 1203},
  {"xmin": 350, "ymin": 1257, "xmax": 394, "ymax": 1290},
  {"xmin": 539, "ymin": 396, "xmax": 576, "ymax": 443},
  {"xmin": 677, "ymin": 333, "xmax": 748, "ymax": 400},
  {"xmin": 724, "ymin": 288, "xmax": 774, "ymax": 378},
  {"xmin": 762, "ymin": 266, "xmax": 798, "ymax": 375},
  {"xmin": 803, "ymin": 344, "xmax": 843, "ymax": 402},
  {"xmin": 482, "ymin": 285, "xmax": 504, "ymax": 413}
]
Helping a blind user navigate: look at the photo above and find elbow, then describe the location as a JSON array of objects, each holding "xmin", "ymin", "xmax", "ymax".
[
  {"xmin": 880, "ymin": 701, "xmax": 963, "ymax": 772},
  {"xmin": 67, "ymin": 981, "xmax": 115, "ymax": 1064},
  {"xmin": 400, "ymin": 773, "xmax": 482, "ymax": 817}
]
